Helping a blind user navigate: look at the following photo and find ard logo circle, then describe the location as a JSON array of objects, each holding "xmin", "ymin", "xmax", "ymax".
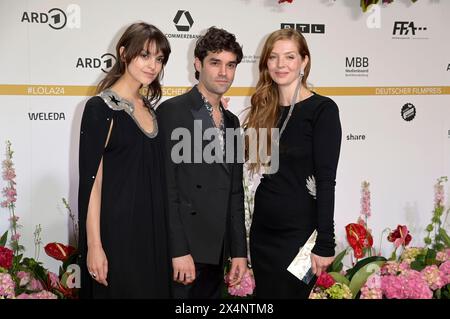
[
  {"xmin": 401, "ymin": 103, "xmax": 416, "ymax": 122},
  {"xmin": 48, "ymin": 8, "xmax": 67, "ymax": 30},
  {"xmin": 101, "ymin": 53, "xmax": 116, "ymax": 73}
]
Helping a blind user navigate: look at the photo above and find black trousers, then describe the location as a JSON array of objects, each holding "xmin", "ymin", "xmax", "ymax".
[{"xmin": 172, "ymin": 263, "xmax": 224, "ymax": 299}]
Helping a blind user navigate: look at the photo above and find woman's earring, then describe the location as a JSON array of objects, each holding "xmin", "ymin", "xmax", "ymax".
[{"xmin": 300, "ymin": 70, "xmax": 304, "ymax": 78}]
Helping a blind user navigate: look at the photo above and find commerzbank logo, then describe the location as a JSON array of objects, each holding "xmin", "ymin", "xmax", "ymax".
[
  {"xmin": 165, "ymin": 10, "xmax": 200, "ymax": 40},
  {"xmin": 173, "ymin": 10, "xmax": 194, "ymax": 31},
  {"xmin": 20, "ymin": 4, "xmax": 81, "ymax": 30}
]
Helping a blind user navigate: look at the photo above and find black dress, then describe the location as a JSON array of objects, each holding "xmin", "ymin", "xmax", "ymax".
[
  {"xmin": 249, "ymin": 93, "xmax": 342, "ymax": 299},
  {"xmin": 77, "ymin": 90, "xmax": 171, "ymax": 298}
]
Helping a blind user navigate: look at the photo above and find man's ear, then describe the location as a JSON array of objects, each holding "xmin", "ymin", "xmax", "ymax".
[{"xmin": 194, "ymin": 57, "xmax": 202, "ymax": 73}]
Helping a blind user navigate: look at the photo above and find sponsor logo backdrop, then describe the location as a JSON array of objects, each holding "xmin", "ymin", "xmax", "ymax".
[{"xmin": 0, "ymin": 0, "xmax": 449, "ymax": 271}]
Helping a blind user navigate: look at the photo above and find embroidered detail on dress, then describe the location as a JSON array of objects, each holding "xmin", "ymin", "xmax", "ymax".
[
  {"xmin": 98, "ymin": 88, "xmax": 158, "ymax": 138},
  {"xmin": 99, "ymin": 88, "xmax": 135, "ymax": 113},
  {"xmin": 306, "ymin": 175, "xmax": 316, "ymax": 199}
]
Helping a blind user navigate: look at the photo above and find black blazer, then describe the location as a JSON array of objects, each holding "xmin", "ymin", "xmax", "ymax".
[{"xmin": 156, "ymin": 86, "xmax": 247, "ymax": 265}]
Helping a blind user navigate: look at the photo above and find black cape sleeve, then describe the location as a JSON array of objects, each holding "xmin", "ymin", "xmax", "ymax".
[{"xmin": 77, "ymin": 96, "xmax": 113, "ymax": 298}]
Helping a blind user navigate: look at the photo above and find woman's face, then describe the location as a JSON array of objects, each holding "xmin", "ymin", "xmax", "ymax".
[
  {"xmin": 267, "ymin": 39, "xmax": 308, "ymax": 87},
  {"xmin": 123, "ymin": 41, "xmax": 164, "ymax": 86}
]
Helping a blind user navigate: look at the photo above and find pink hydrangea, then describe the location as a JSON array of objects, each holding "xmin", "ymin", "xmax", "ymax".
[
  {"xmin": 360, "ymin": 286, "xmax": 383, "ymax": 299},
  {"xmin": 0, "ymin": 273, "xmax": 16, "ymax": 298},
  {"xmin": 360, "ymin": 273, "xmax": 382, "ymax": 299},
  {"xmin": 436, "ymin": 249, "xmax": 450, "ymax": 263},
  {"xmin": 381, "ymin": 270, "xmax": 432, "ymax": 299},
  {"xmin": 16, "ymin": 290, "xmax": 58, "ymax": 299},
  {"xmin": 439, "ymin": 260, "xmax": 450, "ymax": 285},
  {"xmin": 421, "ymin": 265, "xmax": 445, "ymax": 290},
  {"xmin": 225, "ymin": 270, "xmax": 255, "ymax": 297},
  {"xmin": 381, "ymin": 261, "xmax": 409, "ymax": 276},
  {"xmin": 30, "ymin": 290, "xmax": 58, "ymax": 299}
]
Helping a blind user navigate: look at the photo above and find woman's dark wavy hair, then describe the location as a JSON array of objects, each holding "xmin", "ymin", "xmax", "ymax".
[
  {"xmin": 97, "ymin": 22, "xmax": 171, "ymax": 108},
  {"xmin": 194, "ymin": 26, "xmax": 243, "ymax": 80}
]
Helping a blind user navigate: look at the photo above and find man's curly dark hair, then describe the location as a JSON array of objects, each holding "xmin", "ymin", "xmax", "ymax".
[{"xmin": 194, "ymin": 26, "xmax": 243, "ymax": 80}]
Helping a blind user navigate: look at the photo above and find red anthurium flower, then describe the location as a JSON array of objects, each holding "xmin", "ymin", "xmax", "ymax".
[
  {"xmin": 387, "ymin": 225, "xmax": 412, "ymax": 248},
  {"xmin": 44, "ymin": 242, "xmax": 76, "ymax": 262},
  {"xmin": 346, "ymin": 223, "xmax": 373, "ymax": 258},
  {"xmin": 0, "ymin": 246, "xmax": 14, "ymax": 269}
]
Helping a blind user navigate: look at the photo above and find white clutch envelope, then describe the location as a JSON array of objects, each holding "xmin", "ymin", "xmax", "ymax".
[{"xmin": 287, "ymin": 230, "xmax": 317, "ymax": 284}]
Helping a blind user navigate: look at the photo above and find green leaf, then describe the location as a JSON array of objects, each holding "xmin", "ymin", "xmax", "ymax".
[
  {"xmin": 425, "ymin": 249, "xmax": 437, "ymax": 266},
  {"xmin": 349, "ymin": 260, "xmax": 385, "ymax": 298},
  {"xmin": 435, "ymin": 288, "xmax": 441, "ymax": 299},
  {"xmin": 434, "ymin": 243, "xmax": 445, "ymax": 251},
  {"xmin": 327, "ymin": 249, "xmax": 347, "ymax": 273},
  {"xmin": 0, "ymin": 231, "xmax": 8, "ymax": 246},
  {"xmin": 442, "ymin": 284, "xmax": 450, "ymax": 299},
  {"xmin": 328, "ymin": 272, "xmax": 350, "ymax": 286},
  {"xmin": 410, "ymin": 260, "xmax": 426, "ymax": 271},
  {"xmin": 415, "ymin": 254, "xmax": 426, "ymax": 264},
  {"xmin": 439, "ymin": 228, "xmax": 450, "ymax": 248},
  {"xmin": 346, "ymin": 256, "xmax": 387, "ymax": 281}
]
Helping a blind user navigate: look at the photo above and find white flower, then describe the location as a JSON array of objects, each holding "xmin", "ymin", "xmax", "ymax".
[{"xmin": 306, "ymin": 175, "xmax": 316, "ymax": 199}]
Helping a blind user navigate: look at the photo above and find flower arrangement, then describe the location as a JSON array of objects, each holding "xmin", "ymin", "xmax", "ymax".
[
  {"xmin": 223, "ymin": 166, "xmax": 257, "ymax": 298},
  {"xmin": 0, "ymin": 141, "xmax": 78, "ymax": 299},
  {"xmin": 310, "ymin": 272, "xmax": 353, "ymax": 299},
  {"xmin": 278, "ymin": 0, "xmax": 419, "ymax": 13},
  {"xmin": 224, "ymin": 268, "xmax": 256, "ymax": 298},
  {"xmin": 310, "ymin": 178, "xmax": 449, "ymax": 299}
]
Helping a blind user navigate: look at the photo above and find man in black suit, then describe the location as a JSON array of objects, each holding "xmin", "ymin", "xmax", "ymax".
[{"xmin": 156, "ymin": 27, "xmax": 247, "ymax": 299}]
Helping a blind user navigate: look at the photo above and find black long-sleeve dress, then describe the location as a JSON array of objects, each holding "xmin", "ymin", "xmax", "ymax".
[
  {"xmin": 249, "ymin": 93, "xmax": 342, "ymax": 299},
  {"xmin": 77, "ymin": 90, "xmax": 171, "ymax": 298}
]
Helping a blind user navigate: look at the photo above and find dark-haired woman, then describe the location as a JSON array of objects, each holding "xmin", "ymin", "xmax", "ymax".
[{"xmin": 77, "ymin": 22, "xmax": 172, "ymax": 298}]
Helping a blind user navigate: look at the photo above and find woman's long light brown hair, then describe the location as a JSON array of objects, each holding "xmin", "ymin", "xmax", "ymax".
[{"xmin": 244, "ymin": 28, "xmax": 311, "ymax": 173}]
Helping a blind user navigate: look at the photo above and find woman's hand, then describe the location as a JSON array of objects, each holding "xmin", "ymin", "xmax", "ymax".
[
  {"xmin": 87, "ymin": 243, "xmax": 109, "ymax": 286},
  {"xmin": 311, "ymin": 253, "xmax": 334, "ymax": 277}
]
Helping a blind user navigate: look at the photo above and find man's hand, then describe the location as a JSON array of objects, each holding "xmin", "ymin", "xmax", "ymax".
[
  {"xmin": 227, "ymin": 257, "xmax": 247, "ymax": 286},
  {"xmin": 172, "ymin": 254, "xmax": 196, "ymax": 285}
]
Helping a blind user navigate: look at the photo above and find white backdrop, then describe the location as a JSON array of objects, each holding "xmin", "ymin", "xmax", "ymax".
[{"xmin": 0, "ymin": 0, "xmax": 449, "ymax": 272}]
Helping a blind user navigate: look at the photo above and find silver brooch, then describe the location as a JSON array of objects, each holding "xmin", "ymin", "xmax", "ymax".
[{"xmin": 306, "ymin": 175, "xmax": 316, "ymax": 199}]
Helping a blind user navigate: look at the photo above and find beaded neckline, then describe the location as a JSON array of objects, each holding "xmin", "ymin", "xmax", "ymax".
[{"xmin": 99, "ymin": 89, "xmax": 158, "ymax": 138}]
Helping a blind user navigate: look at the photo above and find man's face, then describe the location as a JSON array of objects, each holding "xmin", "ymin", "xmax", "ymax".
[{"xmin": 195, "ymin": 50, "xmax": 237, "ymax": 97}]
